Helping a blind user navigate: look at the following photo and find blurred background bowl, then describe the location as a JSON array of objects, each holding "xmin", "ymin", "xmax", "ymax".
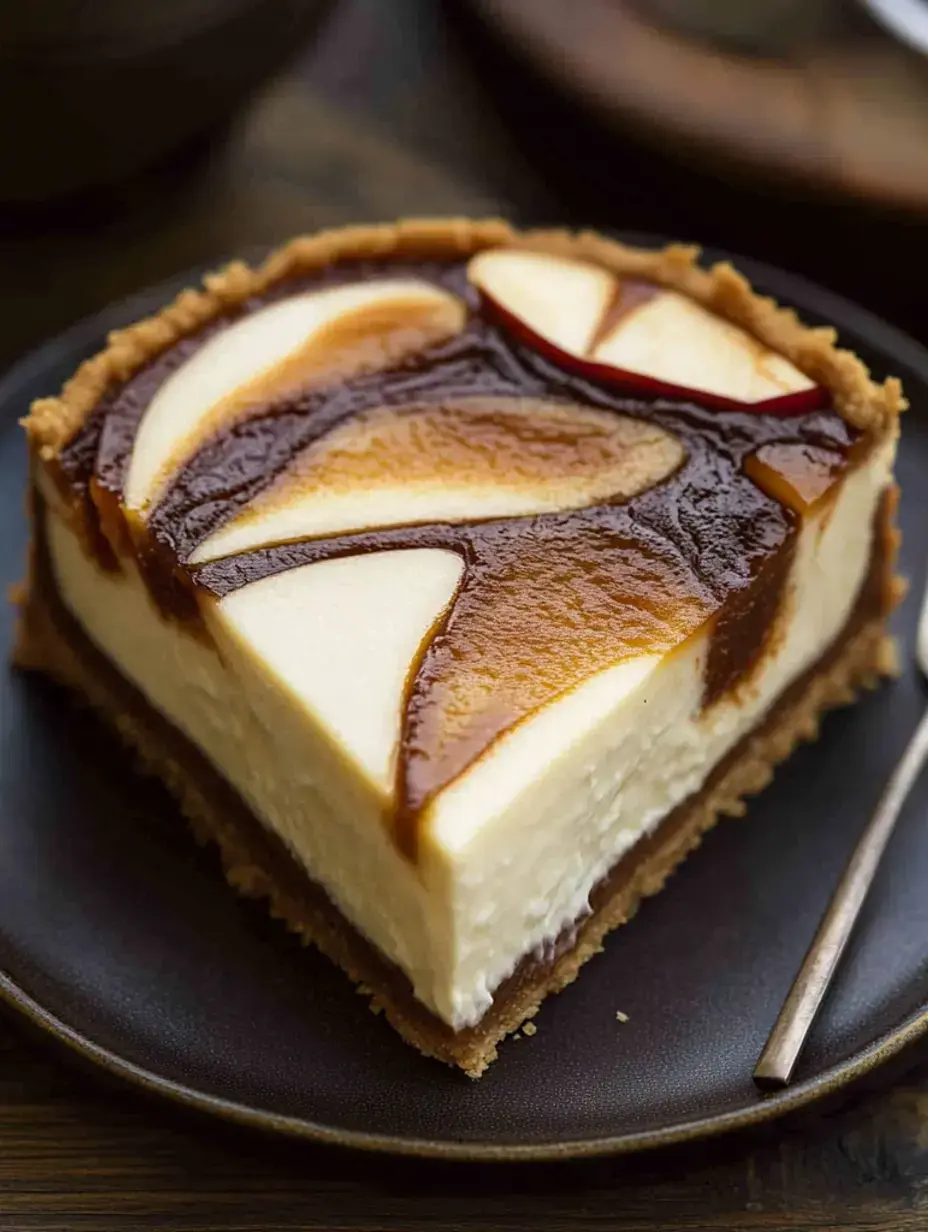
[
  {"xmin": 0, "ymin": 0, "xmax": 334, "ymax": 205},
  {"xmin": 862, "ymin": 0, "xmax": 928, "ymax": 54}
]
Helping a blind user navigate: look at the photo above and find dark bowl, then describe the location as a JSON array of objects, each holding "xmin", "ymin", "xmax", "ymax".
[{"xmin": 0, "ymin": 0, "xmax": 334, "ymax": 205}]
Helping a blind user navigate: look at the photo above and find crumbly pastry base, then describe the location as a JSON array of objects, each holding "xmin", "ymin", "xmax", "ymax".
[
  {"xmin": 14, "ymin": 498, "xmax": 901, "ymax": 1077},
  {"xmin": 24, "ymin": 218, "xmax": 904, "ymax": 469}
]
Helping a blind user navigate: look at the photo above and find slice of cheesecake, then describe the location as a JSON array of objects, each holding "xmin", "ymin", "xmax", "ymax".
[{"xmin": 15, "ymin": 220, "xmax": 905, "ymax": 1076}]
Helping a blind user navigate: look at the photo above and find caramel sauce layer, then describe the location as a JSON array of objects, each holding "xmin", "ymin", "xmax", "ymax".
[
  {"xmin": 57, "ymin": 256, "xmax": 859, "ymax": 855},
  {"xmin": 210, "ymin": 396, "xmax": 685, "ymax": 550}
]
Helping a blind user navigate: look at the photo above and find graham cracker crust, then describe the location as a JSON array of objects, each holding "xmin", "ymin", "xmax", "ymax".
[
  {"xmin": 25, "ymin": 219, "xmax": 904, "ymax": 468},
  {"xmin": 13, "ymin": 493, "xmax": 901, "ymax": 1076}
]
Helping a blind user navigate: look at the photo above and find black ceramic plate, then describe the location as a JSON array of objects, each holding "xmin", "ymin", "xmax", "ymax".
[{"xmin": 2, "ymin": 249, "xmax": 928, "ymax": 1161}]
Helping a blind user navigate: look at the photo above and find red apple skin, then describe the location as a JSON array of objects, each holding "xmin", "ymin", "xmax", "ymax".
[{"xmin": 478, "ymin": 293, "xmax": 829, "ymax": 417}]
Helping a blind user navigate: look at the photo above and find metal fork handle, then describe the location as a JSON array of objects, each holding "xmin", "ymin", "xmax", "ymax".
[{"xmin": 754, "ymin": 706, "xmax": 928, "ymax": 1090}]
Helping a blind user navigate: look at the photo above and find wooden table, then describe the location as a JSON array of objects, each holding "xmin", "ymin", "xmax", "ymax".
[{"xmin": 4, "ymin": 4, "xmax": 928, "ymax": 1225}]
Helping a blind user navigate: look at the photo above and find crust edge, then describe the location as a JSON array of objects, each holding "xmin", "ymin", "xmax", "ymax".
[{"xmin": 23, "ymin": 217, "xmax": 905, "ymax": 462}]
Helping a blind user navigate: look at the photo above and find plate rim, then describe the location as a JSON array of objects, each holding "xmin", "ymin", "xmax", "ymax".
[
  {"xmin": 2, "ymin": 970, "xmax": 928, "ymax": 1160},
  {"xmin": 3, "ymin": 238, "xmax": 928, "ymax": 1161}
]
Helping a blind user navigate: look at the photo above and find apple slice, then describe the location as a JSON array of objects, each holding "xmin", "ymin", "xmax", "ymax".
[
  {"xmin": 468, "ymin": 248, "xmax": 826, "ymax": 414},
  {"xmin": 592, "ymin": 291, "xmax": 818, "ymax": 407},
  {"xmin": 467, "ymin": 249, "xmax": 617, "ymax": 356},
  {"xmin": 124, "ymin": 279, "xmax": 467, "ymax": 515},
  {"xmin": 189, "ymin": 397, "xmax": 685, "ymax": 563}
]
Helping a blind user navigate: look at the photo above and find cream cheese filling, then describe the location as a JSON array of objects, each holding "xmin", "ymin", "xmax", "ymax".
[{"xmin": 43, "ymin": 439, "xmax": 892, "ymax": 1029}]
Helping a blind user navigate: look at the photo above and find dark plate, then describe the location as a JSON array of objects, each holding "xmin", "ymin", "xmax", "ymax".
[{"xmin": 2, "ymin": 247, "xmax": 928, "ymax": 1161}]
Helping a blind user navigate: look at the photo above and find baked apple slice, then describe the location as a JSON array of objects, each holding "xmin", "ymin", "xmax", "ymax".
[{"xmin": 468, "ymin": 248, "xmax": 826, "ymax": 414}]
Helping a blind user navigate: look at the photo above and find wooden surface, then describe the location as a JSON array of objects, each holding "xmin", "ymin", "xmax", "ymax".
[
  {"xmin": 4, "ymin": 3, "xmax": 928, "ymax": 1225},
  {"xmin": 5, "ymin": 1011, "xmax": 928, "ymax": 1228}
]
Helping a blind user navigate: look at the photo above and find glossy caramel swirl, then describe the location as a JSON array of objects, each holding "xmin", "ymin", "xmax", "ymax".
[{"xmin": 58, "ymin": 255, "xmax": 858, "ymax": 854}]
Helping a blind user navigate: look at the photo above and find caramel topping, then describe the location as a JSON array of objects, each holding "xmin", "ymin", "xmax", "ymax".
[
  {"xmin": 217, "ymin": 396, "xmax": 684, "ymax": 542},
  {"xmin": 54, "ymin": 252, "xmax": 863, "ymax": 857},
  {"xmin": 744, "ymin": 443, "xmax": 846, "ymax": 515},
  {"xmin": 280, "ymin": 397, "xmax": 680, "ymax": 496},
  {"xmin": 127, "ymin": 285, "xmax": 467, "ymax": 517},
  {"xmin": 399, "ymin": 513, "xmax": 714, "ymax": 840}
]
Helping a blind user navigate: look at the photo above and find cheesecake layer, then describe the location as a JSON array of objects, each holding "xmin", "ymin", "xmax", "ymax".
[
  {"xmin": 18, "ymin": 482, "xmax": 897, "ymax": 1074},
  {"xmin": 38, "ymin": 432, "xmax": 893, "ymax": 1029},
  {"xmin": 18, "ymin": 222, "xmax": 905, "ymax": 1066}
]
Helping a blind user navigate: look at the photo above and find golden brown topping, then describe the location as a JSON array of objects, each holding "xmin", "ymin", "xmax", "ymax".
[
  {"xmin": 299, "ymin": 397, "xmax": 681, "ymax": 502},
  {"xmin": 399, "ymin": 518, "xmax": 716, "ymax": 840},
  {"xmin": 744, "ymin": 443, "xmax": 846, "ymax": 515},
  {"xmin": 125, "ymin": 281, "xmax": 467, "ymax": 516},
  {"xmin": 193, "ymin": 397, "xmax": 685, "ymax": 561}
]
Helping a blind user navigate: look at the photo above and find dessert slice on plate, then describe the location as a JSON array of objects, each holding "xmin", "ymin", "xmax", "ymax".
[{"xmin": 15, "ymin": 220, "xmax": 905, "ymax": 1076}]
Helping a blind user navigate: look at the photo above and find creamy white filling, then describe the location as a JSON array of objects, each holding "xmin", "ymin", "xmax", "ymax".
[
  {"xmin": 44, "ymin": 440, "xmax": 892, "ymax": 1028},
  {"xmin": 428, "ymin": 442, "xmax": 891, "ymax": 1023},
  {"xmin": 215, "ymin": 549, "xmax": 464, "ymax": 791}
]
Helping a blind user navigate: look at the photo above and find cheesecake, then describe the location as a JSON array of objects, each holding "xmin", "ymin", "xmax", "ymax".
[{"xmin": 14, "ymin": 220, "xmax": 905, "ymax": 1076}]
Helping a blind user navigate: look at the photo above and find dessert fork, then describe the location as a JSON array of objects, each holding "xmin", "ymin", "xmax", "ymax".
[{"xmin": 755, "ymin": 571, "xmax": 928, "ymax": 1088}]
